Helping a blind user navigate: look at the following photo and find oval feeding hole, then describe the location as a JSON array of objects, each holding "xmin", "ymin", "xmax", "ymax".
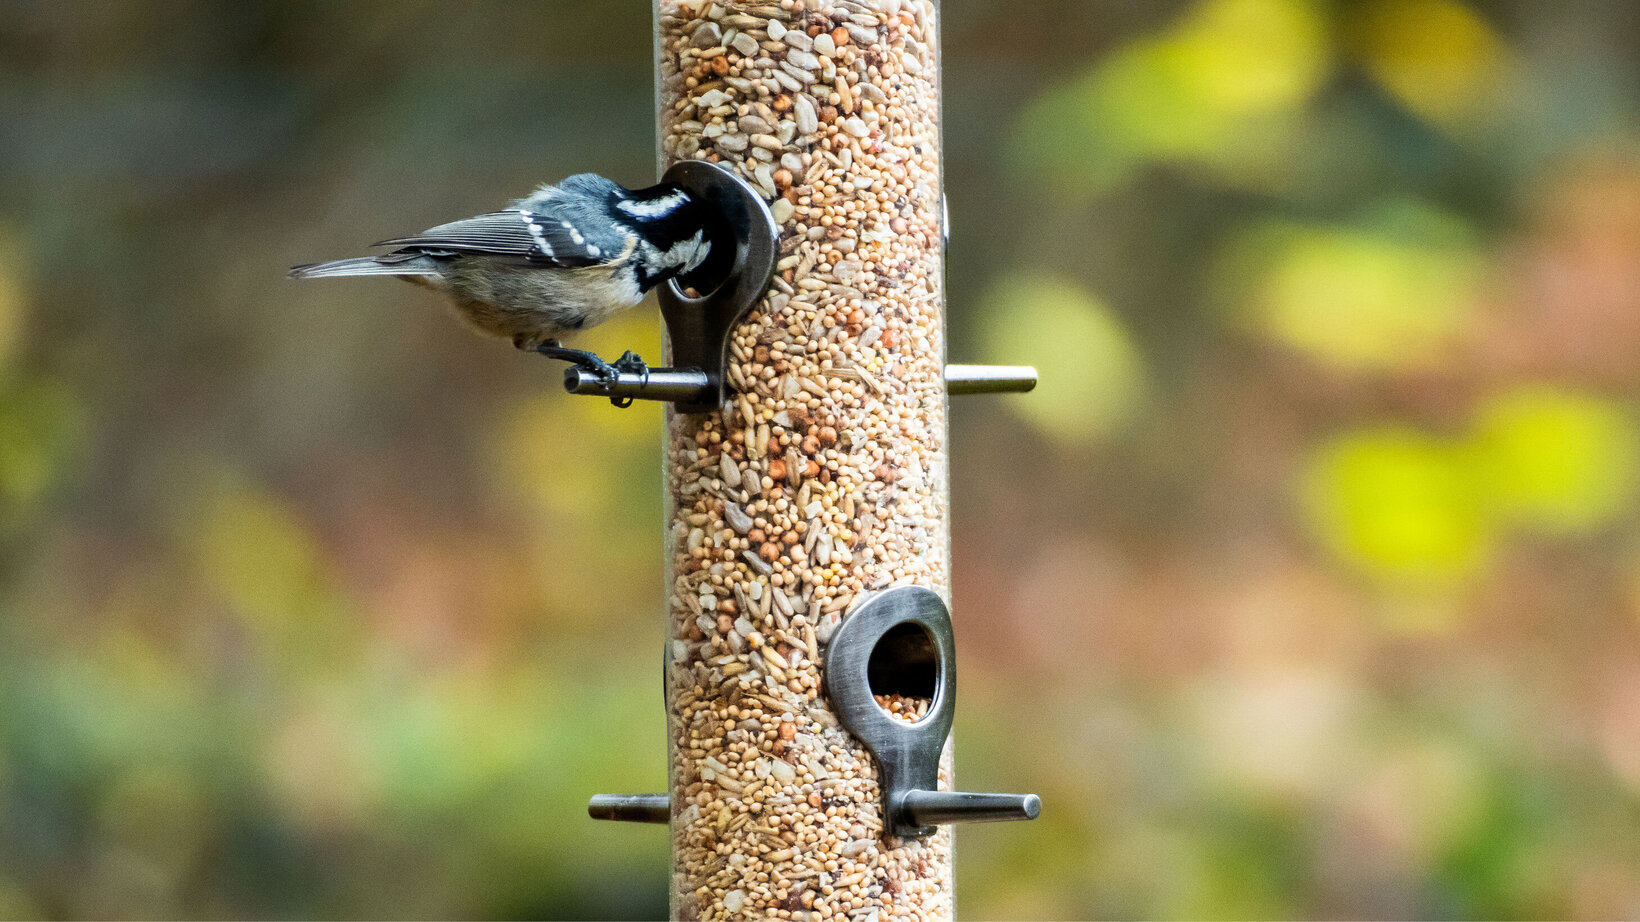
[
  {"xmin": 673, "ymin": 204, "xmax": 737, "ymax": 300},
  {"xmin": 868, "ymin": 621, "xmax": 938, "ymax": 724}
]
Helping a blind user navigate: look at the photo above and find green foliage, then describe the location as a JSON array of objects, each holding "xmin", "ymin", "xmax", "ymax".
[{"xmin": 7, "ymin": 0, "xmax": 1640, "ymax": 918}]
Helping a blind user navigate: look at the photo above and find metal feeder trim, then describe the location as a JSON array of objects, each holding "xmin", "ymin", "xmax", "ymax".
[
  {"xmin": 822, "ymin": 585, "xmax": 1040, "ymax": 838},
  {"xmin": 563, "ymin": 160, "xmax": 778, "ymax": 413},
  {"xmin": 561, "ymin": 164, "xmax": 1038, "ymax": 409}
]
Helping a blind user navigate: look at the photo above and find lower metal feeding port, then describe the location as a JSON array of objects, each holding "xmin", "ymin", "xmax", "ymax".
[
  {"xmin": 823, "ymin": 585, "xmax": 1040, "ymax": 838},
  {"xmin": 593, "ymin": 588, "xmax": 1040, "ymax": 838}
]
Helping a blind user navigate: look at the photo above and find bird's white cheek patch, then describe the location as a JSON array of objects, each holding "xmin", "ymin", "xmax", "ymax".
[{"xmin": 661, "ymin": 231, "xmax": 707, "ymax": 270}]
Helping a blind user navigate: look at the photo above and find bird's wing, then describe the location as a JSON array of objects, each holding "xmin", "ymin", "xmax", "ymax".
[{"xmin": 374, "ymin": 210, "xmax": 625, "ymax": 268}]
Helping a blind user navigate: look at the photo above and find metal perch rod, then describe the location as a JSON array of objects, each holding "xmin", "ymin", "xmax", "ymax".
[
  {"xmin": 944, "ymin": 365, "xmax": 1037, "ymax": 394},
  {"xmin": 588, "ymin": 793, "xmax": 670, "ymax": 824},
  {"xmin": 590, "ymin": 791, "xmax": 1040, "ymax": 827},
  {"xmin": 900, "ymin": 791, "xmax": 1042, "ymax": 827},
  {"xmin": 563, "ymin": 365, "xmax": 1038, "ymax": 403}
]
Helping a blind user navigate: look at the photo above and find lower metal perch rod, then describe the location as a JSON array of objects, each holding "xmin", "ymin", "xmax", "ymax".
[
  {"xmin": 900, "ymin": 790, "xmax": 1041, "ymax": 827},
  {"xmin": 563, "ymin": 367, "xmax": 714, "ymax": 404},
  {"xmin": 590, "ymin": 791, "xmax": 1041, "ymax": 827}
]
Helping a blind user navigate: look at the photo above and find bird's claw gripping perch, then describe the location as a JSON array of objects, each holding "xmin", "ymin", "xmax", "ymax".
[
  {"xmin": 609, "ymin": 350, "xmax": 650, "ymax": 378},
  {"xmin": 525, "ymin": 340, "xmax": 651, "ymax": 408},
  {"xmin": 601, "ymin": 351, "xmax": 651, "ymax": 408}
]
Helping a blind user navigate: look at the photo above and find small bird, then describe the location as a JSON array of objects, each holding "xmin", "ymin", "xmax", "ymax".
[{"xmin": 290, "ymin": 173, "xmax": 716, "ymax": 378}]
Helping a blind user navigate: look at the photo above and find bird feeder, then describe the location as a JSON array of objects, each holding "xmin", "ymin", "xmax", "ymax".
[{"xmin": 581, "ymin": 1, "xmax": 1040, "ymax": 918}]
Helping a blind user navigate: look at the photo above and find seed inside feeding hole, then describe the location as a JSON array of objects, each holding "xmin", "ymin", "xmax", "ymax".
[
  {"xmin": 866, "ymin": 621, "xmax": 937, "ymax": 723},
  {"xmin": 873, "ymin": 692, "xmax": 931, "ymax": 724},
  {"xmin": 673, "ymin": 207, "xmax": 741, "ymax": 299}
]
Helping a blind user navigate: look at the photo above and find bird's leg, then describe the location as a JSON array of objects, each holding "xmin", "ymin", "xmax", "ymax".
[
  {"xmin": 519, "ymin": 337, "xmax": 616, "ymax": 380},
  {"xmin": 514, "ymin": 339, "xmax": 656, "ymax": 408}
]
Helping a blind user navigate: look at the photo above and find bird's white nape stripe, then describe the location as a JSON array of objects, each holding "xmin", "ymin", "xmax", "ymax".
[
  {"xmin": 682, "ymin": 230, "xmax": 709, "ymax": 272},
  {"xmin": 659, "ymin": 230, "xmax": 707, "ymax": 270},
  {"xmin": 515, "ymin": 209, "xmax": 555, "ymax": 256},
  {"xmin": 617, "ymin": 190, "xmax": 688, "ymax": 219}
]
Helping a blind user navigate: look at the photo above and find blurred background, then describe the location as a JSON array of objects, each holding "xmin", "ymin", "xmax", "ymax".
[{"xmin": 4, "ymin": 0, "xmax": 1640, "ymax": 917}]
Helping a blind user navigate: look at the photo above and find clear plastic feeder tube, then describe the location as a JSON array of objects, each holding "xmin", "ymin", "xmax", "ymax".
[{"xmin": 657, "ymin": 0, "xmax": 950, "ymax": 919}]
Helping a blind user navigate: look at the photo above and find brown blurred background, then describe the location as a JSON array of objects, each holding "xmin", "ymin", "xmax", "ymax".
[{"xmin": 5, "ymin": 0, "xmax": 1640, "ymax": 918}]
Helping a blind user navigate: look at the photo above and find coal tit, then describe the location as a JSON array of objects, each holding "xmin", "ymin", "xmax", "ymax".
[{"xmin": 290, "ymin": 173, "xmax": 715, "ymax": 377}]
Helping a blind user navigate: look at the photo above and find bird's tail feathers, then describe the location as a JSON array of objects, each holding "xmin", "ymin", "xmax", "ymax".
[{"xmin": 288, "ymin": 255, "xmax": 439, "ymax": 280}]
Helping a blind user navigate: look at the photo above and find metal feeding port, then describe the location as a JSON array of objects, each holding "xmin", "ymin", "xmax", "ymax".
[
  {"xmin": 563, "ymin": 160, "xmax": 779, "ymax": 413},
  {"xmin": 561, "ymin": 161, "xmax": 1039, "ymax": 411},
  {"xmin": 823, "ymin": 586, "xmax": 1040, "ymax": 838},
  {"xmin": 588, "ymin": 585, "xmax": 1041, "ymax": 836},
  {"xmin": 587, "ymin": 584, "xmax": 1036, "ymax": 836}
]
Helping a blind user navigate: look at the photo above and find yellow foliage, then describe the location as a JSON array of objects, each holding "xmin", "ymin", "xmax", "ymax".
[
  {"xmin": 185, "ymin": 479, "xmax": 356, "ymax": 669},
  {"xmin": 1471, "ymin": 386, "xmax": 1638, "ymax": 533},
  {"xmin": 1015, "ymin": 0, "xmax": 1331, "ymax": 196},
  {"xmin": 0, "ymin": 225, "xmax": 28, "ymax": 376},
  {"xmin": 1351, "ymin": 0, "xmax": 1511, "ymax": 127},
  {"xmin": 980, "ymin": 274, "xmax": 1146, "ymax": 446},
  {"xmin": 1302, "ymin": 426, "xmax": 1493, "ymax": 588},
  {"xmin": 1303, "ymin": 387, "xmax": 1638, "ymax": 592},
  {"xmin": 1171, "ymin": 0, "xmax": 1332, "ymax": 118},
  {"xmin": 1234, "ymin": 204, "xmax": 1481, "ymax": 371},
  {"xmin": 0, "ymin": 377, "xmax": 87, "ymax": 516},
  {"xmin": 0, "ymin": 878, "xmax": 41, "ymax": 921},
  {"xmin": 490, "ymin": 309, "xmax": 663, "ymax": 520},
  {"xmin": 193, "ymin": 486, "xmax": 330, "ymax": 622},
  {"xmin": 487, "ymin": 314, "xmax": 664, "ymax": 617}
]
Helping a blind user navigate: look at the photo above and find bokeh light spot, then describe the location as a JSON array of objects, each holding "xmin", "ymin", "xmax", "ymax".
[
  {"xmin": 1471, "ymin": 386, "xmax": 1639, "ymax": 534},
  {"xmin": 1302, "ymin": 426, "xmax": 1494, "ymax": 590},
  {"xmin": 980, "ymin": 274, "xmax": 1146, "ymax": 446},
  {"xmin": 1351, "ymin": 0, "xmax": 1510, "ymax": 127},
  {"xmin": 1236, "ymin": 204, "xmax": 1481, "ymax": 370}
]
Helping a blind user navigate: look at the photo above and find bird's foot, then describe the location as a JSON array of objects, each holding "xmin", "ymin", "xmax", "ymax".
[
  {"xmin": 609, "ymin": 350, "xmax": 649, "ymax": 377},
  {"xmin": 523, "ymin": 341, "xmax": 652, "ymax": 409},
  {"xmin": 604, "ymin": 351, "xmax": 650, "ymax": 408}
]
